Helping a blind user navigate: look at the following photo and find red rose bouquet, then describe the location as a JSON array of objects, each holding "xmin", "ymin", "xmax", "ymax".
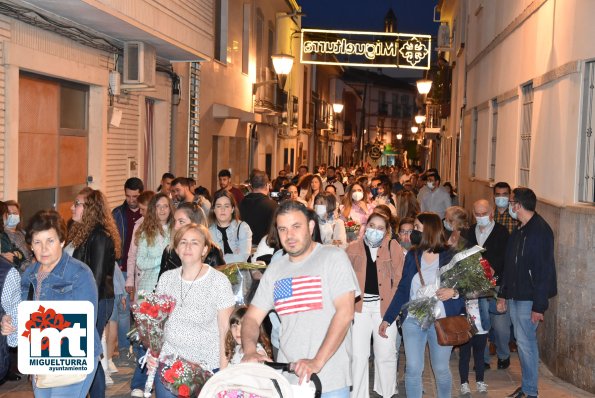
[
  {"xmin": 344, "ymin": 217, "xmax": 361, "ymax": 242},
  {"xmin": 131, "ymin": 291, "xmax": 176, "ymax": 397},
  {"xmin": 160, "ymin": 355, "xmax": 213, "ymax": 397}
]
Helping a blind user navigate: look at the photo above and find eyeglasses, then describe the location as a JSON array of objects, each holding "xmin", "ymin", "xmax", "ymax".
[
  {"xmin": 399, "ymin": 230, "xmax": 413, "ymax": 235},
  {"xmin": 73, "ymin": 200, "xmax": 84, "ymax": 207},
  {"xmin": 509, "ymin": 200, "xmax": 518, "ymax": 205}
]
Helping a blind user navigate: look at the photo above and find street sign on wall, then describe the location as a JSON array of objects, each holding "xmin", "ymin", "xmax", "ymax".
[{"xmin": 300, "ymin": 28, "xmax": 432, "ymax": 70}]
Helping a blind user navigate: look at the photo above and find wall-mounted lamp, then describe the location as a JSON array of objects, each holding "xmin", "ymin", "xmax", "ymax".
[
  {"xmin": 416, "ymin": 79, "xmax": 433, "ymax": 95},
  {"xmin": 332, "ymin": 103, "xmax": 344, "ymax": 114},
  {"xmin": 414, "ymin": 114, "xmax": 426, "ymax": 125},
  {"xmin": 411, "ymin": 126, "xmax": 419, "ymax": 134},
  {"xmin": 251, "ymin": 53, "xmax": 294, "ymax": 95},
  {"xmin": 396, "ymin": 133, "xmax": 403, "ymax": 140}
]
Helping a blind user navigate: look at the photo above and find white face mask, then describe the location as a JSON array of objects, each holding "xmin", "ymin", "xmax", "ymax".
[
  {"xmin": 476, "ymin": 215, "xmax": 491, "ymax": 227},
  {"xmin": 427, "ymin": 182, "xmax": 435, "ymax": 190},
  {"xmin": 5, "ymin": 214, "xmax": 20, "ymax": 228},
  {"xmin": 443, "ymin": 219, "xmax": 453, "ymax": 232},
  {"xmin": 508, "ymin": 204, "xmax": 518, "ymax": 220},
  {"xmin": 314, "ymin": 204, "xmax": 327, "ymax": 219},
  {"xmin": 365, "ymin": 227, "xmax": 384, "ymax": 247},
  {"xmin": 495, "ymin": 197, "xmax": 509, "ymax": 208},
  {"xmin": 351, "ymin": 191, "xmax": 364, "ymax": 202}
]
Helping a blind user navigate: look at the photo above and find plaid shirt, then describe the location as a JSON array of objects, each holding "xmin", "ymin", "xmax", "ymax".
[{"xmin": 494, "ymin": 209, "xmax": 519, "ymax": 234}]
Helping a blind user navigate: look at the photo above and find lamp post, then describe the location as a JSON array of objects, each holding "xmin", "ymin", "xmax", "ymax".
[{"xmin": 252, "ymin": 53, "xmax": 294, "ymax": 94}]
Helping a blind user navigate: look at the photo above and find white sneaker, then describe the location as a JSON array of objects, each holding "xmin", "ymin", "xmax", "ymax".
[
  {"xmin": 460, "ymin": 382, "xmax": 471, "ymax": 394},
  {"xmin": 477, "ymin": 381, "xmax": 488, "ymax": 393},
  {"xmin": 105, "ymin": 373, "xmax": 114, "ymax": 386},
  {"xmin": 107, "ymin": 359, "xmax": 119, "ymax": 374},
  {"xmin": 131, "ymin": 389, "xmax": 144, "ymax": 397}
]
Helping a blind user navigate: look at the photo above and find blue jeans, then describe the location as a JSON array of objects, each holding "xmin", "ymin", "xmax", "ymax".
[
  {"xmin": 489, "ymin": 297, "xmax": 511, "ymax": 360},
  {"xmin": 131, "ymin": 343, "xmax": 149, "ymax": 390},
  {"xmin": 508, "ymin": 300, "xmax": 539, "ymax": 396},
  {"xmin": 110, "ymin": 293, "xmax": 131, "ymax": 351},
  {"xmin": 155, "ymin": 371, "xmax": 176, "ymax": 398},
  {"xmin": 33, "ymin": 359, "xmax": 98, "ymax": 397},
  {"xmin": 402, "ymin": 317, "xmax": 452, "ymax": 398},
  {"xmin": 90, "ymin": 298, "xmax": 113, "ymax": 398},
  {"xmin": 321, "ymin": 386, "xmax": 349, "ymax": 398}
]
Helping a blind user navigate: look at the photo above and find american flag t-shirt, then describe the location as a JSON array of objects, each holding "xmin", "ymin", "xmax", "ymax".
[{"xmin": 273, "ymin": 275, "xmax": 323, "ymax": 316}]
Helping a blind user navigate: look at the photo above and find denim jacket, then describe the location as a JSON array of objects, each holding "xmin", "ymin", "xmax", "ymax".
[
  {"xmin": 209, "ymin": 219, "xmax": 252, "ymax": 263},
  {"xmin": 20, "ymin": 253, "xmax": 101, "ymax": 358}
]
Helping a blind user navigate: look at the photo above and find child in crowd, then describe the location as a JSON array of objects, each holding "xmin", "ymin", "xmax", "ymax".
[
  {"xmin": 459, "ymin": 298, "xmax": 490, "ymax": 394},
  {"xmin": 225, "ymin": 306, "xmax": 273, "ymax": 365}
]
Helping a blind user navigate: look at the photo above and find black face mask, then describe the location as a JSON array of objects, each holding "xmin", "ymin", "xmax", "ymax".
[{"xmin": 410, "ymin": 230, "xmax": 422, "ymax": 246}]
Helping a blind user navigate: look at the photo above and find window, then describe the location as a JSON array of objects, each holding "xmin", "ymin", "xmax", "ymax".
[
  {"xmin": 60, "ymin": 84, "xmax": 87, "ymax": 133},
  {"xmin": 378, "ymin": 90, "xmax": 387, "ymax": 115},
  {"xmin": 214, "ymin": 0, "xmax": 228, "ymax": 63},
  {"xmin": 391, "ymin": 93, "xmax": 400, "ymax": 117},
  {"xmin": 242, "ymin": 4, "xmax": 250, "ymax": 74},
  {"xmin": 489, "ymin": 99, "xmax": 498, "ymax": 180},
  {"xmin": 580, "ymin": 61, "xmax": 595, "ymax": 202},
  {"xmin": 256, "ymin": 10, "xmax": 264, "ymax": 81},
  {"xmin": 519, "ymin": 83, "xmax": 533, "ymax": 187},
  {"xmin": 470, "ymin": 108, "xmax": 478, "ymax": 177}
]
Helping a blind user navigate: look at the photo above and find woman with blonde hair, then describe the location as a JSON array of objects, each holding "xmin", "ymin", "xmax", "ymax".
[
  {"xmin": 443, "ymin": 206, "xmax": 470, "ymax": 250},
  {"xmin": 67, "ymin": 187, "xmax": 121, "ymax": 398},
  {"xmin": 395, "ymin": 190, "xmax": 420, "ymax": 220}
]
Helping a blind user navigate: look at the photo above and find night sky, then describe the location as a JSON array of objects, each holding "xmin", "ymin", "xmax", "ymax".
[{"xmin": 298, "ymin": 0, "xmax": 440, "ymax": 37}]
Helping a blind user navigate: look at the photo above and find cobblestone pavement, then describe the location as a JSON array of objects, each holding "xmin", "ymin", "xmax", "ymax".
[{"xmin": 1, "ymin": 348, "xmax": 593, "ymax": 397}]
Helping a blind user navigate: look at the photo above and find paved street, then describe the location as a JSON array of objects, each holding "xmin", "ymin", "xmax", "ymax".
[{"xmin": 1, "ymin": 348, "xmax": 592, "ymax": 397}]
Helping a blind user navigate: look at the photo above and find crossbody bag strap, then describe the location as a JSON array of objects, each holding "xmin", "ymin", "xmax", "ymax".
[{"xmin": 414, "ymin": 252, "xmax": 425, "ymax": 286}]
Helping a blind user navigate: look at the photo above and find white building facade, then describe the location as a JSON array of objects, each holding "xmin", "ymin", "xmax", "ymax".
[{"xmin": 438, "ymin": 0, "xmax": 595, "ymax": 392}]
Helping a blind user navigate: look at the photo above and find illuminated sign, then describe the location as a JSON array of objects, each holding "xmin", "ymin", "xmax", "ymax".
[{"xmin": 300, "ymin": 28, "xmax": 431, "ymax": 70}]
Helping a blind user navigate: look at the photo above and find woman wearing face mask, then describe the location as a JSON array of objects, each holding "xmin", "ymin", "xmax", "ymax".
[
  {"xmin": 313, "ymin": 192, "xmax": 347, "ymax": 249},
  {"xmin": 443, "ymin": 206, "xmax": 471, "ymax": 250},
  {"xmin": 346, "ymin": 209, "xmax": 405, "ymax": 398},
  {"xmin": 0, "ymin": 201, "xmax": 28, "ymax": 269},
  {"xmin": 340, "ymin": 183, "xmax": 375, "ymax": 239},
  {"xmin": 305, "ymin": 175, "xmax": 323, "ymax": 209},
  {"xmin": 379, "ymin": 212, "xmax": 464, "ymax": 398}
]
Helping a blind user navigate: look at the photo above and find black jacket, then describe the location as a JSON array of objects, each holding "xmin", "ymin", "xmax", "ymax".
[
  {"xmin": 239, "ymin": 193, "xmax": 278, "ymax": 244},
  {"xmin": 499, "ymin": 213, "xmax": 557, "ymax": 313},
  {"xmin": 464, "ymin": 222, "xmax": 509, "ymax": 286},
  {"xmin": 72, "ymin": 226, "xmax": 116, "ymax": 300}
]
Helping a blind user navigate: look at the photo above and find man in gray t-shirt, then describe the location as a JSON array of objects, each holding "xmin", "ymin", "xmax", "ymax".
[{"xmin": 242, "ymin": 201, "xmax": 359, "ymax": 396}]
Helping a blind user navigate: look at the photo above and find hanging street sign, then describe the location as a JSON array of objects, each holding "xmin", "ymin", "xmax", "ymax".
[
  {"xmin": 300, "ymin": 28, "xmax": 432, "ymax": 70},
  {"xmin": 368, "ymin": 145, "xmax": 383, "ymax": 160}
]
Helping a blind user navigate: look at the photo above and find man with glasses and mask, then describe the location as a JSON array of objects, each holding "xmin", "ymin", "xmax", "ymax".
[
  {"xmin": 397, "ymin": 217, "xmax": 415, "ymax": 255},
  {"xmin": 464, "ymin": 199, "xmax": 511, "ymax": 370},
  {"xmin": 498, "ymin": 188, "xmax": 557, "ymax": 398}
]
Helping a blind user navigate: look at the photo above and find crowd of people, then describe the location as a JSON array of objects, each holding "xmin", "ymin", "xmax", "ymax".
[{"xmin": 0, "ymin": 163, "xmax": 557, "ymax": 398}]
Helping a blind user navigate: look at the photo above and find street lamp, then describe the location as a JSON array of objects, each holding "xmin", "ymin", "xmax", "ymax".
[
  {"xmin": 411, "ymin": 126, "xmax": 419, "ymax": 134},
  {"xmin": 396, "ymin": 133, "xmax": 403, "ymax": 140},
  {"xmin": 416, "ymin": 79, "xmax": 433, "ymax": 95},
  {"xmin": 332, "ymin": 103, "xmax": 344, "ymax": 114},
  {"xmin": 415, "ymin": 114, "xmax": 426, "ymax": 125},
  {"xmin": 253, "ymin": 53, "xmax": 294, "ymax": 94}
]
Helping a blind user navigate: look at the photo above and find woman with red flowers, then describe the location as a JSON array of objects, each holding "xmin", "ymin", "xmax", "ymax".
[{"xmin": 151, "ymin": 223, "xmax": 235, "ymax": 397}]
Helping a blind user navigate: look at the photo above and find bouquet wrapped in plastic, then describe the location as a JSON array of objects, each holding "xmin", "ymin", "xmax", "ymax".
[
  {"xmin": 344, "ymin": 218, "xmax": 361, "ymax": 243},
  {"xmin": 160, "ymin": 355, "xmax": 213, "ymax": 397},
  {"xmin": 131, "ymin": 292, "xmax": 176, "ymax": 397},
  {"xmin": 402, "ymin": 246, "xmax": 496, "ymax": 329},
  {"xmin": 219, "ymin": 262, "xmax": 267, "ymax": 305},
  {"xmin": 440, "ymin": 246, "xmax": 497, "ymax": 298}
]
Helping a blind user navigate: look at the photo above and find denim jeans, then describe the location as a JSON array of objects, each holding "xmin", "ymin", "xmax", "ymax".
[
  {"xmin": 154, "ymin": 372, "xmax": 176, "ymax": 398},
  {"xmin": 321, "ymin": 386, "xmax": 350, "ymax": 398},
  {"xmin": 89, "ymin": 298, "xmax": 114, "ymax": 398},
  {"xmin": 33, "ymin": 358, "xmax": 98, "ymax": 397},
  {"xmin": 489, "ymin": 297, "xmax": 512, "ymax": 360},
  {"xmin": 131, "ymin": 343, "xmax": 149, "ymax": 390},
  {"xmin": 110, "ymin": 293, "xmax": 131, "ymax": 351},
  {"xmin": 402, "ymin": 317, "xmax": 452, "ymax": 398},
  {"xmin": 508, "ymin": 300, "xmax": 539, "ymax": 396}
]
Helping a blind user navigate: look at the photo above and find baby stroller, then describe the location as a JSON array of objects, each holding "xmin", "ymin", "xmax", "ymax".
[{"xmin": 198, "ymin": 362, "xmax": 322, "ymax": 398}]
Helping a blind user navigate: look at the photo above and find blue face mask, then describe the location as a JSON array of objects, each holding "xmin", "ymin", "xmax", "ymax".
[
  {"xmin": 495, "ymin": 197, "xmax": 509, "ymax": 208},
  {"xmin": 443, "ymin": 219, "xmax": 453, "ymax": 232},
  {"xmin": 364, "ymin": 228, "xmax": 384, "ymax": 247},
  {"xmin": 370, "ymin": 187, "xmax": 379, "ymax": 197},
  {"xmin": 5, "ymin": 214, "xmax": 20, "ymax": 228},
  {"xmin": 508, "ymin": 204, "xmax": 518, "ymax": 220}
]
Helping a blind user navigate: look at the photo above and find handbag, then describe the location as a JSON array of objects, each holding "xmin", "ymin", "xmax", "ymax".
[{"xmin": 413, "ymin": 253, "xmax": 472, "ymax": 346}]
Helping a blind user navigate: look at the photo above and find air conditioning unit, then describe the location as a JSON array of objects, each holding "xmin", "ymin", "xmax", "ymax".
[{"xmin": 123, "ymin": 41, "xmax": 156, "ymax": 85}]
